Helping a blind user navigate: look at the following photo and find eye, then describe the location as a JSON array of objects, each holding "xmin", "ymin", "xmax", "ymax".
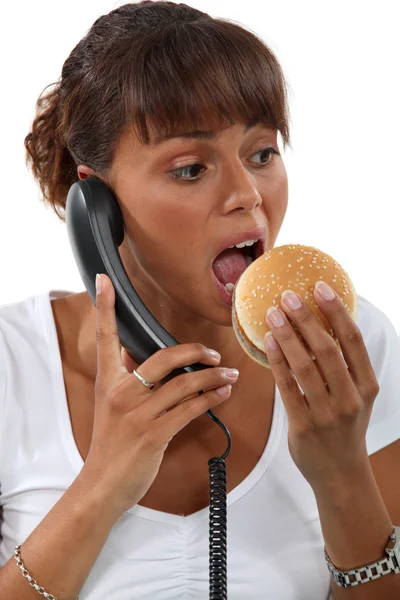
[
  {"xmin": 251, "ymin": 147, "xmax": 280, "ymax": 165},
  {"xmin": 168, "ymin": 147, "xmax": 280, "ymax": 182},
  {"xmin": 169, "ymin": 163, "xmax": 205, "ymax": 182}
]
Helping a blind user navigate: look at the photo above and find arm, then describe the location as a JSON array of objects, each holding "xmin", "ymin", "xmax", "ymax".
[
  {"xmin": 262, "ymin": 284, "xmax": 400, "ymax": 598},
  {"xmin": 0, "ymin": 466, "xmax": 121, "ymax": 600},
  {"xmin": 315, "ymin": 460, "xmax": 400, "ymax": 599}
]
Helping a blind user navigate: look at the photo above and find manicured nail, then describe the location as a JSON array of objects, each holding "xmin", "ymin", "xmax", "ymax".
[
  {"xmin": 216, "ymin": 384, "xmax": 232, "ymax": 397},
  {"xmin": 315, "ymin": 280, "xmax": 335, "ymax": 301},
  {"xmin": 207, "ymin": 349, "xmax": 221, "ymax": 362},
  {"xmin": 266, "ymin": 306, "xmax": 285, "ymax": 327},
  {"xmin": 265, "ymin": 332, "xmax": 279, "ymax": 350},
  {"xmin": 96, "ymin": 274, "xmax": 103, "ymax": 295},
  {"xmin": 222, "ymin": 368, "xmax": 239, "ymax": 380},
  {"xmin": 281, "ymin": 289, "xmax": 302, "ymax": 310}
]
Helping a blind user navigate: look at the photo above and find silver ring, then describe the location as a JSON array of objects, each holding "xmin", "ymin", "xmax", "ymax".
[{"xmin": 133, "ymin": 369, "xmax": 155, "ymax": 391}]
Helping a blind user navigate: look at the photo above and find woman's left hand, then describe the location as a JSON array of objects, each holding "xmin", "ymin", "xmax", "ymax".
[{"xmin": 264, "ymin": 281, "xmax": 379, "ymax": 495}]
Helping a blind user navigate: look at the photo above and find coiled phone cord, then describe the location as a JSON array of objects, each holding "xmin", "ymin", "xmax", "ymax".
[{"xmin": 206, "ymin": 408, "xmax": 232, "ymax": 600}]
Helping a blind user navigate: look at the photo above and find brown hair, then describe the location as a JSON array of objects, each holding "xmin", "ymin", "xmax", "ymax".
[{"xmin": 24, "ymin": 1, "xmax": 292, "ymax": 222}]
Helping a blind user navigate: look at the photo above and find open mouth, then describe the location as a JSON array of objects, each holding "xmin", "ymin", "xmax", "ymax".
[{"xmin": 212, "ymin": 238, "xmax": 264, "ymax": 296}]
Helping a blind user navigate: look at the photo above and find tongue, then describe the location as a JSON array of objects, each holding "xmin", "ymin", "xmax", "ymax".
[{"xmin": 212, "ymin": 248, "xmax": 247, "ymax": 285}]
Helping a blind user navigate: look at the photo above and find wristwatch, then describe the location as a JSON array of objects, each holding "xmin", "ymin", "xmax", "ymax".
[{"xmin": 324, "ymin": 525, "xmax": 400, "ymax": 587}]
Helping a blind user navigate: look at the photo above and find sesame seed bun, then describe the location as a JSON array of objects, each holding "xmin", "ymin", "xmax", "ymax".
[{"xmin": 232, "ymin": 244, "xmax": 358, "ymax": 369}]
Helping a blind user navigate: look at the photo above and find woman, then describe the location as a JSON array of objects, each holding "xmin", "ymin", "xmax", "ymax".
[{"xmin": 0, "ymin": 1, "xmax": 399, "ymax": 598}]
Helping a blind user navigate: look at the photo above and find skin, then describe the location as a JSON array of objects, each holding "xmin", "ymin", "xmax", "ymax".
[
  {"xmin": 57, "ymin": 120, "xmax": 288, "ymax": 436},
  {"xmin": 24, "ymin": 118, "xmax": 400, "ymax": 593}
]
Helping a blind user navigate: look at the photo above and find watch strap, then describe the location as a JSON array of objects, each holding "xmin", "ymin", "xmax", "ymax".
[{"xmin": 324, "ymin": 526, "xmax": 400, "ymax": 588}]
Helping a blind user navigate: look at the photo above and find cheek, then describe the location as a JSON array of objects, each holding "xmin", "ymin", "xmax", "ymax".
[
  {"xmin": 125, "ymin": 204, "xmax": 202, "ymax": 274},
  {"xmin": 262, "ymin": 169, "xmax": 288, "ymax": 228}
]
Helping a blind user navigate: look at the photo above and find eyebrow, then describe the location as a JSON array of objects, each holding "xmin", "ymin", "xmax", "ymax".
[{"xmin": 154, "ymin": 120, "xmax": 262, "ymax": 144}]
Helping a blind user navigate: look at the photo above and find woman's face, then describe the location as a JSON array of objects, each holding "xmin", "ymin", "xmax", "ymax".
[{"xmin": 95, "ymin": 121, "xmax": 288, "ymax": 327}]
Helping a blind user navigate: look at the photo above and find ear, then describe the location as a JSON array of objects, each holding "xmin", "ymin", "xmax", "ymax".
[{"xmin": 77, "ymin": 164, "xmax": 96, "ymax": 180}]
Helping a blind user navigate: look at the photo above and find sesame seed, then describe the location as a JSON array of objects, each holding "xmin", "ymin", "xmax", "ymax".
[
  {"xmin": 261, "ymin": 294, "xmax": 264, "ymax": 298},
  {"xmin": 288, "ymin": 264, "xmax": 292, "ymax": 268},
  {"xmin": 300, "ymin": 266, "xmax": 304, "ymax": 269},
  {"xmin": 258, "ymin": 322, "xmax": 263, "ymax": 326}
]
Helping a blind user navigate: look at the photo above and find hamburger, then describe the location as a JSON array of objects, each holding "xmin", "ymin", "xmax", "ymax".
[{"xmin": 232, "ymin": 244, "xmax": 358, "ymax": 368}]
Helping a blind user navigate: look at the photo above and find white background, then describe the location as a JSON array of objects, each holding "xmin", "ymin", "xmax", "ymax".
[{"xmin": 0, "ymin": 0, "xmax": 399, "ymax": 332}]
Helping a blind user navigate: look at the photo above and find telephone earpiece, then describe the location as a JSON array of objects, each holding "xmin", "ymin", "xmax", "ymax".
[{"xmin": 65, "ymin": 175, "xmax": 210, "ymax": 383}]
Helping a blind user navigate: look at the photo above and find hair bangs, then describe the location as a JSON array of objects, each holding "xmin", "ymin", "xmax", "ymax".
[{"xmin": 123, "ymin": 20, "xmax": 291, "ymax": 148}]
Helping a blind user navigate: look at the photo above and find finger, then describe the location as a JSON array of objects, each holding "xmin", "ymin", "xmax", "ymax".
[
  {"xmin": 155, "ymin": 383, "xmax": 233, "ymax": 439},
  {"xmin": 266, "ymin": 305, "xmax": 329, "ymax": 409},
  {"xmin": 279, "ymin": 289, "xmax": 353, "ymax": 398},
  {"xmin": 143, "ymin": 366, "xmax": 239, "ymax": 418},
  {"xmin": 313, "ymin": 282, "xmax": 377, "ymax": 390},
  {"xmin": 133, "ymin": 343, "xmax": 222, "ymax": 391},
  {"xmin": 264, "ymin": 331, "xmax": 310, "ymax": 425},
  {"xmin": 95, "ymin": 273, "xmax": 126, "ymax": 380},
  {"xmin": 121, "ymin": 347, "xmax": 137, "ymax": 373}
]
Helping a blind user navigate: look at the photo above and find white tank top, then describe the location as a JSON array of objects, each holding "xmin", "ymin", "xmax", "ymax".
[{"xmin": 0, "ymin": 290, "xmax": 399, "ymax": 599}]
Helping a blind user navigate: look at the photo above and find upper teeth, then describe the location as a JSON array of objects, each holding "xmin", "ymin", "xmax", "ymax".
[{"xmin": 228, "ymin": 238, "xmax": 258, "ymax": 249}]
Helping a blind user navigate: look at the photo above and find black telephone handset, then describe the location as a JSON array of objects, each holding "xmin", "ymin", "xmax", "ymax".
[{"xmin": 65, "ymin": 175, "xmax": 210, "ymax": 384}]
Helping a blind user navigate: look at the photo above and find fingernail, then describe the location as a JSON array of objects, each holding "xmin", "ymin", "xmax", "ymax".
[
  {"xmin": 281, "ymin": 289, "xmax": 302, "ymax": 310},
  {"xmin": 216, "ymin": 384, "xmax": 232, "ymax": 396},
  {"xmin": 207, "ymin": 349, "xmax": 221, "ymax": 362},
  {"xmin": 265, "ymin": 332, "xmax": 279, "ymax": 350},
  {"xmin": 315, "ymin": 280, "xmax": 335, "ymax": 301},
  {"xmin": 222, "ymin": 368, "xmax": 239, "ymax": 380},
  {"xmin": 96, "ymin": 274, "xmax": 103, "ymax": 295},
  {"xmin": 266, "ymin": 306, "xmax": 285, "ymax": 327}
]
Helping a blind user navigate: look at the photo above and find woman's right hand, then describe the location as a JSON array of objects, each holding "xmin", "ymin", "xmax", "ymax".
[{"xmin": 81, "ymin": 273, "xmax": 239, "ymax": 519}]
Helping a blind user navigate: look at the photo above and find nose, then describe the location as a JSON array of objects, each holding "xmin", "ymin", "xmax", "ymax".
[{"xmin": 220, "ymin": 162, "xmax": 262, "ymax": 214}]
